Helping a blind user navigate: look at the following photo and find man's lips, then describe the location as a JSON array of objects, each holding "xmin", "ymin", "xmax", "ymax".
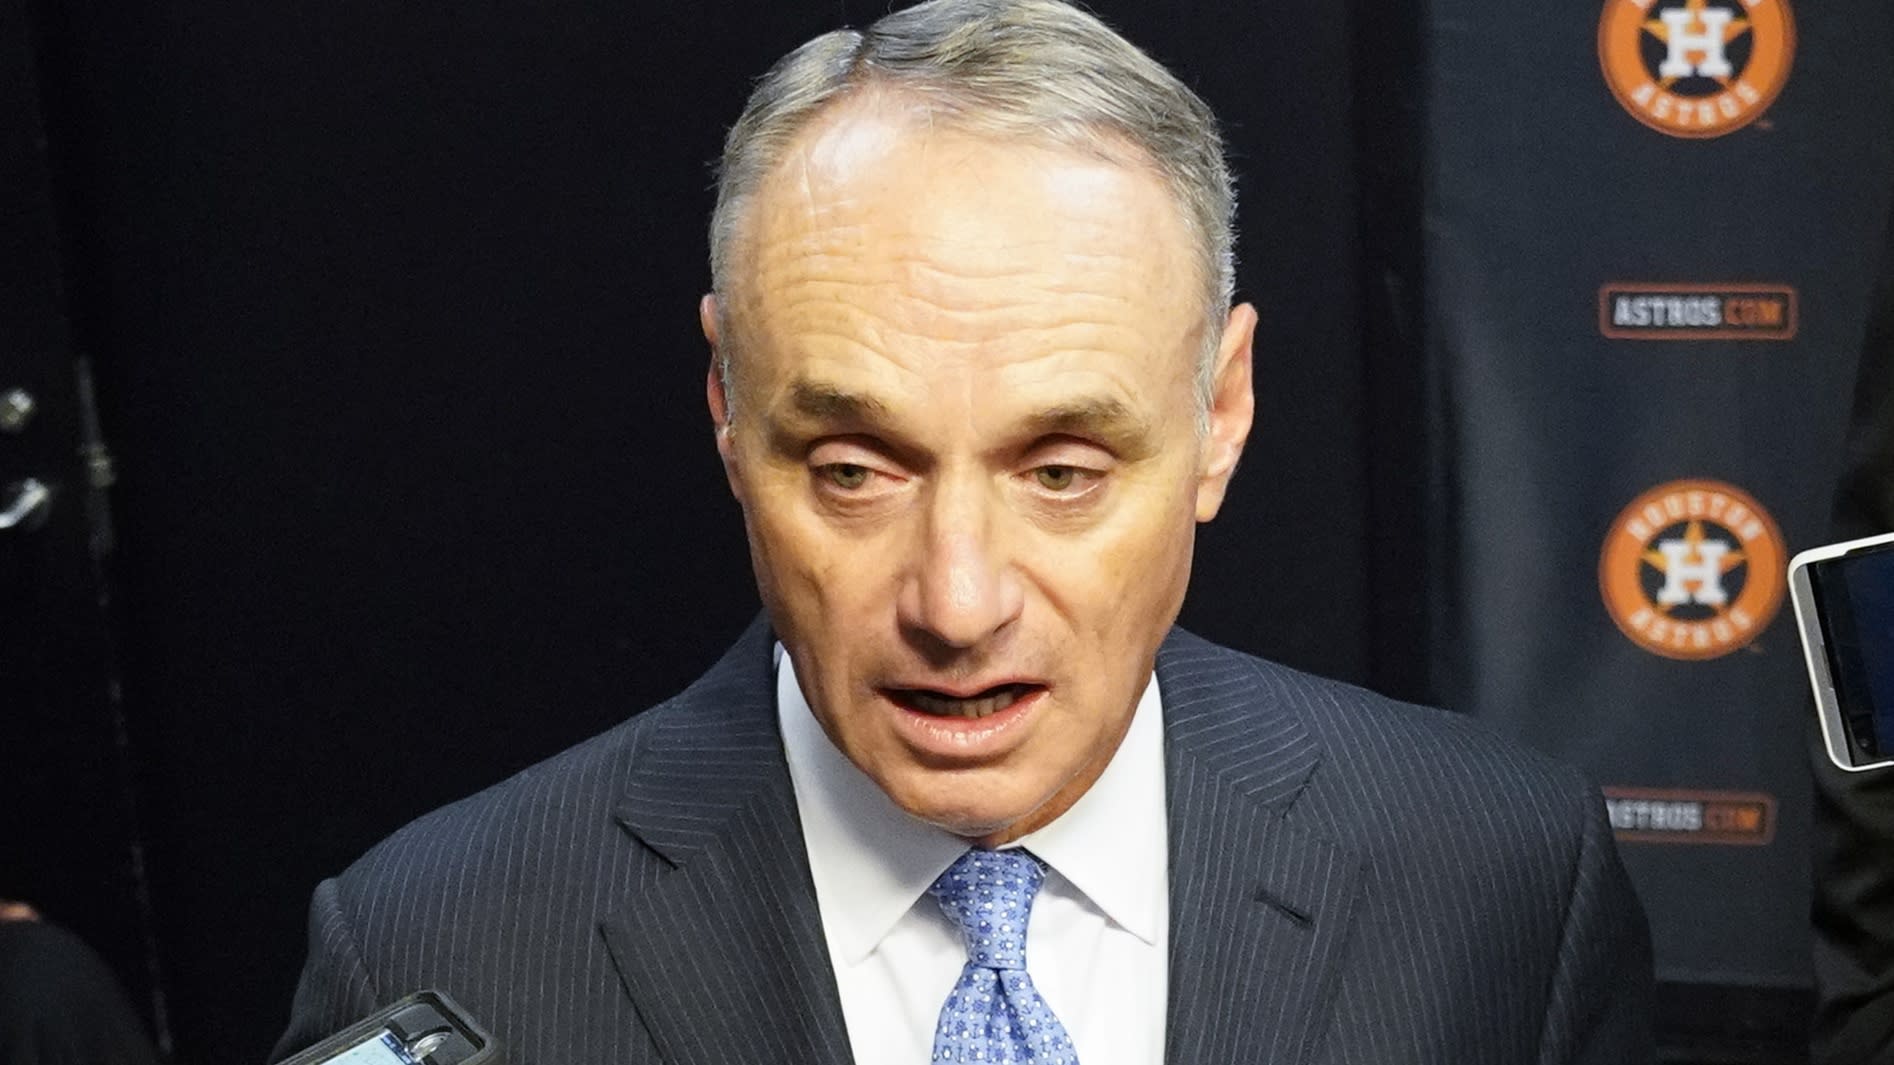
[
  {"xmin": 878, "ymin": 682, "xmax": 1049, "ymax": 762},
  {"xmin": 885, "ymin": 683, "xmax": 1046, "ymax": 720}
]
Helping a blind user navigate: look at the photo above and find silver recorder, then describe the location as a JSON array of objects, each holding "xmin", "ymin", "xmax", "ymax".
[{"xmin": 1789, "ymin": 530, "xmax": 1894, "ymax": 772}]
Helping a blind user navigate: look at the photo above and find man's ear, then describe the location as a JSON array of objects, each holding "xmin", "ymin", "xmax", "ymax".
[
  {"xmin": 701, "ymin": 294, "xmax": 742, "ymax": 500},
  {"xmin": 1195, "ymin": 302, "xmax": 1256, "ymax": 522}
]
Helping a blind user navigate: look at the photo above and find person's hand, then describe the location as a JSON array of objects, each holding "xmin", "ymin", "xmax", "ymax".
[{"xmin": 0, "ymin": 899, "xmax": 41, "ymax": 922}]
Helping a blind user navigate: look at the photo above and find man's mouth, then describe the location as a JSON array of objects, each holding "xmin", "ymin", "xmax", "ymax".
[{"xmin": 892, "ymin": 684, "xmax": 1041, "ymax": 719}]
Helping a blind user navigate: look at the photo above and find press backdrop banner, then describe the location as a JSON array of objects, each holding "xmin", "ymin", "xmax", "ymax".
[{"xmin": 1423, "ymin": 0, "xmax": 1894, "ymax": 984}]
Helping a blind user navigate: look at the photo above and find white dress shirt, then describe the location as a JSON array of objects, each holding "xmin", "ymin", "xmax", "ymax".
[{"xmin": 776, "ymin": 647, "xmax": 1170, "ymax": 1065}]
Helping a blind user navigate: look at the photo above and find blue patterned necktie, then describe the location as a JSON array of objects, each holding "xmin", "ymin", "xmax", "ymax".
[{"xmin": 928, "ymin": 848, "xmax": 1080, "ymax": 1064}]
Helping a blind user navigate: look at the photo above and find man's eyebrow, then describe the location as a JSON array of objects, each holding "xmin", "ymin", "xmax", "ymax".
[
  {"xmin": 1024, "ymin": 397, "xmax": 1153, "ymax": 447},
  {"xmin": 786, "ymin": 381, "xmax": 894, "ymax": 425},
  {"xmin": 777, "ymin": 383, "xmax": 1154, "ymax": 453}
]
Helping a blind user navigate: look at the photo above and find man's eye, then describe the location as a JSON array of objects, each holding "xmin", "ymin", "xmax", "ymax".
[
  {"xmin": 823, "ymin": 464, "xmax": 871, "ymax": 490},
  {"xmin": 1034, "ymin": 466, "xmax": 1078, "ymax": 492}
]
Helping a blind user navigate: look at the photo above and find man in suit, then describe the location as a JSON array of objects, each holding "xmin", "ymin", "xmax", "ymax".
[{"xmin": 276, "ymin": 1, "xmax": 1653, "ymax": 1061}]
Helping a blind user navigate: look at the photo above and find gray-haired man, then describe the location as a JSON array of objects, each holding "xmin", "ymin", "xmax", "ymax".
[{"xmin": 277, "ymin": 3, "xmax": 1652, "ymax": 1061}]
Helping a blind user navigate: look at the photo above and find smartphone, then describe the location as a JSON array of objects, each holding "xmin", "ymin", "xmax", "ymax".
[
  {"xmin": 1790, "ymin": 530, "xmax": 1894, "ymax": 771},
  {"xmin": 275, "ymin": 991, "xmax": 499, "ymax": 1065}
]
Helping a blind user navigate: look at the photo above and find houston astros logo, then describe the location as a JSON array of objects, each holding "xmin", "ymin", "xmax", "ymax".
[
  {"xmin": 1599, "ymin": 479, "xmax": 1786, "ymax": 659},
  {"xmin": 1599, "ymin": 0, "xmax": 1794, "ymax": 138}
]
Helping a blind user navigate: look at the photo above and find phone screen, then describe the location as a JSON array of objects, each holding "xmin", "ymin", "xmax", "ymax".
[
  {"xmin": 322, "ymin": 1031, "xmax": 421, "ymax": 1065},
  {"xmin": 1809, "ymin": 542, "xmax": 1894, "ymax": 762}
]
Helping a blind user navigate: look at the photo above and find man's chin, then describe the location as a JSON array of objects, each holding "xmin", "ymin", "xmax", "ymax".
[
  {"xmin": 867, "ymin": 747, "xmax": 1113, "ymax": 846},
  {"xmin": 893, "ymin": 787, "xmax": 1056, "ymax": 848},
  {"xmin": 928, "ymin": 814, "xmax": 1018, "ymax": 845}
]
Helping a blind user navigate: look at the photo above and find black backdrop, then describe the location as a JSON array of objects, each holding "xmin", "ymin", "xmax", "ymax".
[
  {"xmin": 1422, "ymin": 0, "xmax": 1894, "ymax": 1001},
  {"xmin": 19, "ymin": 2, "xmax": 1381, "ymax": 1061}
]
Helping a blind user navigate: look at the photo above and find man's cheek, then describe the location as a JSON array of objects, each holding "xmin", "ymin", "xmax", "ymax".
[
  {"xmin": 770, "ymin": 535, "xmax": 891, "ymax": 641},
  {"xmin": 1042, "ymin": 520, "xmax": 1160, "ymax": 591}
]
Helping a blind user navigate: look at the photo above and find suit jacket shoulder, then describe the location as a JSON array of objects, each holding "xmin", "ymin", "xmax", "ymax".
[
  {"xmin": 1154, "ymin": 629, "xmax": 1652, "ymax": 1065},
  {"xmin": 1162, "ymin": 628, "xmax": 1602, "ymax": 849},
  {"xmin": 273, "ymin": 619, "xmax": 794, "ymax": 1064}
]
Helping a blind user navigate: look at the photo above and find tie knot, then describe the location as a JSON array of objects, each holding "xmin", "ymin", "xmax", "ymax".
[{"xmin": 929, "ymin": 848, "xmax": 1045, "ymax": 972}]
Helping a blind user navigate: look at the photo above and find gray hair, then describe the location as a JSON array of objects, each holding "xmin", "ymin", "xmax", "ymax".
[{"xmin": 708, "ymin": 0, "xmax": 1236, "ymax": 412}]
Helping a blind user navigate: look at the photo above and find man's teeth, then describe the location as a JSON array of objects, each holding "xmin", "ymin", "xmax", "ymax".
[{"xmin": 908, "ymin": 687, "xmax": 1025, "ymax": 718}]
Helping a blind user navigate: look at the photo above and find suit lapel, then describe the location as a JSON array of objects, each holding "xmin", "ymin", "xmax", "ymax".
[
  {"xmin": 598, "ymin": 620, "xmax": 853, "ymax": 1065},
  {"xmin": 595, "ymin": 623, "xmax": 1363, "ymax": 1065},
  {"xmin": 1159, "ymin": 630, "xmax": 1366, "ymax": 1065}
]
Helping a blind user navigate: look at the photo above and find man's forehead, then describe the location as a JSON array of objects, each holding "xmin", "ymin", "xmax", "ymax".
[
  {"xmin": 744, "ymin": 97, "xmax": 1193, "ymax": 274},
  {"xmin": 716, "ymin": 96, "xmax": 1206, "ymax": 424},
  {"xmin": 731, "ymin": 117, "xmax": 1190, "ymax": 321},
  {"xmin": 779, "ymin": 92, "xmax": 927, "ymax": 191}
]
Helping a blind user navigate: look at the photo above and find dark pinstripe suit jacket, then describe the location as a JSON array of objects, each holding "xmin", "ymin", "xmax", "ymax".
[{"xmin": 275, "ymin": 621, "xmax": 1653, "ymax": 1064}]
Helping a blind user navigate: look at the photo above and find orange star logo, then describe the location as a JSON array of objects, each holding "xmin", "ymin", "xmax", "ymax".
[
  {"xmin": 1600, "ymin": 480, "xmax": 1786, "ymax": 660},
  {"xmin": 1599, "ymin": 0, "xmax": 1794, "ymax": 138}
]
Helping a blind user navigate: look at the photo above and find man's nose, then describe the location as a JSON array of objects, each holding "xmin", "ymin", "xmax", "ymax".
[{"xmin": 897, "ymin": 483, "xmax": 1023, "ymax": 651}]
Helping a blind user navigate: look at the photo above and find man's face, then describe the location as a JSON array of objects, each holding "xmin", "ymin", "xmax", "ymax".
[{"xmin": 706, "ymin": 101, "xmax": 1254, "ymax": 845}]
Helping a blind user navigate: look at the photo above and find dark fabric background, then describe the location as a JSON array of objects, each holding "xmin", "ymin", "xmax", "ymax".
[{"xmin": 1423, "ymin": 0, "xmax": 1894, "ymax": 990}]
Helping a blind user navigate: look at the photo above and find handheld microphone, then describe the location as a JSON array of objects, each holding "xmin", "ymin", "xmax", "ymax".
[{"xmin": 275, "ymin": 991, "xmax": 498, "ymax": 1065}]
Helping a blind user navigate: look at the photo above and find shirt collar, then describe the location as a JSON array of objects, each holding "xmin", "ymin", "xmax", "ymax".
[{"xmin": 777, "ymin": 645, "xmax": 1168, "ymax": 965}]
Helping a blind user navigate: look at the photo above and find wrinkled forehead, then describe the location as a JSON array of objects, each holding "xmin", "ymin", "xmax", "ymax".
[{"xmin": 724, "ymin": 96, "xmax": 1203, "ymax": 359}]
